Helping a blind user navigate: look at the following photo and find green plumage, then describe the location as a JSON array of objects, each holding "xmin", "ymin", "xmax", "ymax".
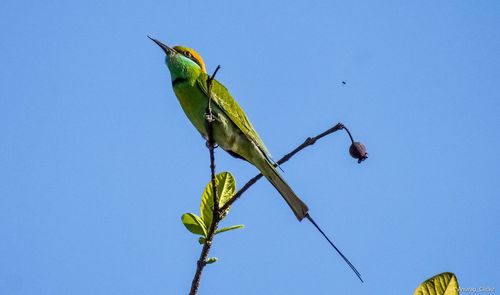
[
  {"xmin": 154, "ymin": 41, "xmax": 309, "ymax": 221},
  {"xmin": 196, "ymin": 73, "xmax": 309, "ymax": 220},
  {"xmin": 149, "ymin": 37, "xmax": 363, "ymax": 281},
  {"xmin": 196, "ymin": 73, "xmax": 272, "ymax": 161}
]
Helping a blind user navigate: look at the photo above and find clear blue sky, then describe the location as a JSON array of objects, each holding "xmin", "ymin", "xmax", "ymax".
[{"xmin": 1, "ymin": 0, "xmax": 499, "ymax": 294}]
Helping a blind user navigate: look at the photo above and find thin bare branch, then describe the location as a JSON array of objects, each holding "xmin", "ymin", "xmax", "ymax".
[
  {"xmin": 221, "ymin": 123, "xmax": 351, "ymax": 212},
  {"xmin": 189, "ymin": 65, "xmax": 222, "ymax": 295},
  {"xmin": 188, "ymin": 67, "xmax": 358, "ymax": 293}
]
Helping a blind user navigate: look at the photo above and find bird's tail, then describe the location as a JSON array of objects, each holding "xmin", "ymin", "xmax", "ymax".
[
  {"xmin": 260, "ymin": 161, "xmax": 309, "ymax": 221},
  {"xmin": 257, "ymin": 158, "xmax": 363, "ymax": 281}
]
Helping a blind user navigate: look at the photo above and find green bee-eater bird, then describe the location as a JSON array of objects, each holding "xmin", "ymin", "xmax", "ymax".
[{"xmin": 149, "ymin": 37, "xmax": 363, "ymax": 282}]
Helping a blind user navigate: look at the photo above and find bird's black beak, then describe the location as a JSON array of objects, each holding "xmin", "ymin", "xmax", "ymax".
[{"xmin": 148, "ymin": 36, "xmax": 176, "ymax": 56}]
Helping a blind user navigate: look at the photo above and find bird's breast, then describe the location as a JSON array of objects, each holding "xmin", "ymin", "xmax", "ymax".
[
  {"xmin": 173, "ymin": 83, "xmax": 209, "ymax": 135},
  {"xmin": 172, "ymin": 82, "xmax": 258, "ymax": 164}
]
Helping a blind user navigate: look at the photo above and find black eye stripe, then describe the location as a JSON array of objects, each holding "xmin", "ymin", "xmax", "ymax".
[
  {"xmin": 174, "ymin": 48, "xmax": 203, "ymax": 69},
  {"xmin": 187, "ymin": 55, "xmax": 202, "ymax": 69}
]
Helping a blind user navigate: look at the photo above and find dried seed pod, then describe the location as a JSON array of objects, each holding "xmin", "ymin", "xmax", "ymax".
[{"xmin": 349, "ymin": 142, "xmax": 368, "ymax": 163}]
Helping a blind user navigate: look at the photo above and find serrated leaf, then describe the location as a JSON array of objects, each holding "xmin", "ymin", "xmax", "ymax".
[
  {"xmin": 215, "ymin": 224, "xmax": 244, "ymax": 235},
  {"xmin": 413, "ymin": 272, "xmax": 458, "ymax": 295},
  {"xmin": 200, "ymin": 172, "xmax": 236, "ymax": 229},
  {"xmin": 181, "ymin": 213, "xmax": 207, "ymax": 237},
  {"xmin": 206, "ymin": 257, "xmax": 218, "ymax": 264}
]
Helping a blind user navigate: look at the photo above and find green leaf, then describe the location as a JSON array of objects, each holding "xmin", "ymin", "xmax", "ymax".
[
  {"xmin": 198, "ymin": 237, "xmax": 206, "ymax": 245},
  {"xmin": 181, "ymin": 213, "xmax": 207, "ymax": 237},
  {"xmin": 206, "ymin": 257, "xmax": 218, "ymax": 264},
  {"xmin": 215, "ymin": 224, "xmax": 244, "ymax": 235},
  {"xmin": 413, "ymin": 272, "xmax": 458, "ymax": 295},
  {"xmin": 200, "ymin": 172, "xmax": 236, "ymax": 229}
]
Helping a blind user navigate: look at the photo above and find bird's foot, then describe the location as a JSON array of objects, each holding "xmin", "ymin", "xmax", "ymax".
[
  {"xmin": 205, "ymin": 113, "xmax": 215, "ymax": 123},
  {"xmin": 205, "ymin": 141, "xmax": 218, "ymax": 149}
]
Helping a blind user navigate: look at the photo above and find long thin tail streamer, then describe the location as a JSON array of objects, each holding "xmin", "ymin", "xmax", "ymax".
[{"xmin": 305, "ymin": 214, "xmax": 363, "ymax": 283}]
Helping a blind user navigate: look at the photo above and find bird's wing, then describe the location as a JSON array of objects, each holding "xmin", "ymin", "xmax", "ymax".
[{"xmin": 196, "ymin": 73, "xmax": 273, "ymax": 162}]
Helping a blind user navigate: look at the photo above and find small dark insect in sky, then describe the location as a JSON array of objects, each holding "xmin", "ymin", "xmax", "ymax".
[{"xmin": 342, "ymin": 81, "xmax": 346, "ymax": 85}]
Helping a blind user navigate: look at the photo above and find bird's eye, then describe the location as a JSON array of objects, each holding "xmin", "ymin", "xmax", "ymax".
[{"xmin": 184, "ymin": 51, "xmax": 192, "ymax": 58}]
